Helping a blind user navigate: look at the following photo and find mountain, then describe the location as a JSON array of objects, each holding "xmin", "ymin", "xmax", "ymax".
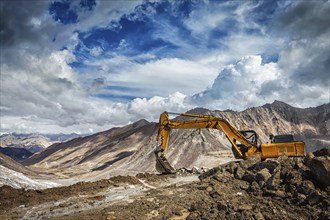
[
  {"xmin": 0, "ymin": 133, "xmax": 83, "ymax": 150},
  {"xmin": 24, "ymin": 119, "xmax": 158, "ymax": 179},
  {"xmin": 210, "ymin": 101, "xmax": 329, "ymax": 152},
  {"xmin": 0, "ymin": 147, "xmax": 33, "ymax": 162},
  {"xmin": 23, "ymin": 101, "xmax": 329, "ymax": 179},
  {"xmin": 0, "ymin": 133, "xmax": 54, "ymax": 152},
  {"xmin": 0, "ymin": 153, "xmax": 37, "ymax": 176}
]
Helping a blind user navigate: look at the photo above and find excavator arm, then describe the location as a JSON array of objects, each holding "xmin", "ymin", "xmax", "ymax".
[{"xmin": 154, "ymin": 112, "xmax": 260, "ymax": 174}]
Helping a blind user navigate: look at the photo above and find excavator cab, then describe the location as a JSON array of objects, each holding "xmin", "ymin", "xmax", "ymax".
[
  {"xmin": 232, "ymin": 130, "xmax": 259, "ymax": 159},
  {"xmin": 239, "ymin": 130, "xmax": 259, "ymax": 146}
]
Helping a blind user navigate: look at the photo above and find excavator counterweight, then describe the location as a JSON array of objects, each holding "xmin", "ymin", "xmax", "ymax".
[{"xmin": 154, "ymin": 111, "xmax": 305, "ymax": 174}]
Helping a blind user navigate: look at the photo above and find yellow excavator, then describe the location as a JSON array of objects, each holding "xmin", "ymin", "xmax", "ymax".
[{"xmin": 154, "ymin": 111, "xmax": 305, "ymax": 174}]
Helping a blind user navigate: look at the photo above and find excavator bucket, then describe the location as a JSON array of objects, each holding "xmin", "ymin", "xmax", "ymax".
[{"xmin": 154, "ymin": 151, "xmax": 177, "ymax": 174}]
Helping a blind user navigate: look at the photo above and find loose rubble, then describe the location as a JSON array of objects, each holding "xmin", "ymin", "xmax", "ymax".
[
  {"xmin": 0, "ymin": 148, "xmax": 329, "ymax": 219},
  {"xmin": 198, "ymin": 149, "xmax": 330, "ymax": 219}
]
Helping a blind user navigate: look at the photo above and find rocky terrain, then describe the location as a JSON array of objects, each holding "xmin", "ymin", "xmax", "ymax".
[{"xmin": 0, "ymin": 149, "xmax": 329, "ymax": 220}]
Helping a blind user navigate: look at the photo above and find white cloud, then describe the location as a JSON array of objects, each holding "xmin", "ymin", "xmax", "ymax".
[
  {"xmin": 184, "ymin": 5, "xmax": 227, "ymax": 36},
  {"xmin": 0, "ymin": 0, "xmax": 328, "ymax": 134},
  {"xmin": 190, "ymin": 55, "xmax": 281, "ymax": 109},
  {"xmin": 191, "ymin": 52, "xmax": 329, "ymax": 110},
  {"xmin": 127, "ymin": 92, "xmax": 191, "ymax": 121},
  {"xmin": 89, "ymin": 46, "xmax": 103, "ymax": 56},
  {"xmin": 75, "ymin": 0, "xmax": 144, "ymax": 31},
  {"xmin": 85, "ymin": 55, "xmax": 219, "ymax": 98}
]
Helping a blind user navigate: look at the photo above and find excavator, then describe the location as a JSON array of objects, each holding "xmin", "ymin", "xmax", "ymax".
[{"xmin": 154, "ymin": 111, "xmax": 305, "ymax": 174}]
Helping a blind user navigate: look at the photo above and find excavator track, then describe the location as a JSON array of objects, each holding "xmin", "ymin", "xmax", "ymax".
[{"xmin": 155, "ymin": 151, "xmax": 177, "ymax": 174}]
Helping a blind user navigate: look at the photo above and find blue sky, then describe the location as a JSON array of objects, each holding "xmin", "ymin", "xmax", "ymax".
[{"xmin": 0, "ymin": 0, "xmax": 329, "ymax": 134}]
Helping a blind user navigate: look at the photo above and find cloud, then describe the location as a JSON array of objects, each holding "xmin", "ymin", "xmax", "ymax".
[
  {"xmin": 187, "ymin": 1, "xmax": 329, "ymax": 110},
  {"xmin": 0, "ymin": 0, "xmax": 329, "ymax": 134},
  {"xmin": 127, "ymin": 92, "xmax": 190, "ymax": 121},
  {"xmin": 190, "ymin": 55, "xmax": 281, "ymax": 109},
  {"xmin": 89, "ymin": 77, "xmax": 106, "ymax": 93},
  {"xmin": 273, "ymin": 0, "xmax": 329, "ymax": 39},
  {"xmin": 191, "ymin": 49, "xmax": 328, "ymax": 110}
]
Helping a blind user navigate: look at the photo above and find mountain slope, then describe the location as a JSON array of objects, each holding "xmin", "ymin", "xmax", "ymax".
[
  {"xmin": 0, "ymin": 133, "xmax": 84, "ymax": 163},
  {"xmin": 0, "ymin": 153, "xmax": 37, "ymax": 176},
  {"xmin": 24, "ymin": 119, "xmax": 159, "ymax": 178},
  {"xmin": 0, "ymin": 134, "xmax": 55, "ymax": 151},
  {"xmin": 23, "ymin": 101, "xmax": 329, "ymax": 179},
  {"xmin": 0, "ymin": 147, "xmax": 33, "ymax": 162}
]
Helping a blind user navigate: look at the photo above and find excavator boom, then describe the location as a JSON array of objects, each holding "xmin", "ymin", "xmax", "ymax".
[
  {"xmin": 154, "ymin": 111, "xmax": 305, "ymax": 174},
  {"xmin": 155, "ymin": 112, "xmax": 257, "ymax": 174}
]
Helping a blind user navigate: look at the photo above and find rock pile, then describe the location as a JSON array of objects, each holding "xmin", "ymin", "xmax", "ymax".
[{"xmin": 198, "ymin": 148, "xmax": 330, "ymax": 219}]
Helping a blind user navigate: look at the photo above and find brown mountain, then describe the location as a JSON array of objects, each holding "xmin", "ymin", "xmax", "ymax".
[
  {"xmin": 23, "ymin": 101, "xmax": 329, "ymax": 179},
  {"xmin": 0, "ymin": 153, "xmax": 37, "ymax": 176}
]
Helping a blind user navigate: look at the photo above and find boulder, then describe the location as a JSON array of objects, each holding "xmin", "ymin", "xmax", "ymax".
[
  {"xmin": 242, "ymin": 172, "xmax": 257, "ymax": 183},
  {"xmin": 252, "ymin": 160, "xmax": 280, "ymax": 173},
  {"xmin": 284, "ymin": 170, "xmax": 302, "ymax": 185},
  {"xmin": 313, "ymin": 148, "xmax": 330, "ymax": 157},
  {"xmin": 266, "ymin": 170, "xmax": 281, "ymax": 190},
  {"xmin": 234, "ymin": 166, "xmax": 245, "ymax": 180},
  {"xmin": 239, "ymin": 155, "xmax": 261, "ymax": 170},
  {"xmin": 226, "ymin": 161, "xmax": 238, "ymax": 174},
  {"xmin": 256, "ymin": 168, "xmax": 272, "ymax": 183},
  {"xmin": 249, "ymin": 181, "xmax": 262, "ymax": 196},
  {"xmin": 306, "ymin": 156, "xmax": 330, "ymax": 187},
  {"xmin": 304, "ymin": 152, "xmax": 314, "ymax": 165}
]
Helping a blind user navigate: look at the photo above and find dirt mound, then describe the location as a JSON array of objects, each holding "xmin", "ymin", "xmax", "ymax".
[
  {"xmin": 109, "ymin": 175, "xmax": 141, "ymax": 185},
  {"xmin": 136, "ymin": 172, "xmax": 164, "ymax": 182},
  {"xmin": 0, "ymin": 179, "xmax": 109, "ymax": 213}
]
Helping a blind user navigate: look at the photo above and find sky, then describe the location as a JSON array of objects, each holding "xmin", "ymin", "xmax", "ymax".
[{"xmin": 0, "ymin": 0, "xmax": 329, "ymax": 134}]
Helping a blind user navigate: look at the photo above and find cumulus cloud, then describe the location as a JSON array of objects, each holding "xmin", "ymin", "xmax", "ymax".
[
  {"xmin": 0, "ymin": 0, "xmax": 329, "ymax": 134},
  {"xmin": 190, "ymin": 56, "xmax": 280, "ymax": 109},
  {"xmin": 127, "ymin": 92, "xmax": 190, "ymax": 120},
  {"xmin": 188, "ymin": 1, "xmax": 329, "ymax": 110}
]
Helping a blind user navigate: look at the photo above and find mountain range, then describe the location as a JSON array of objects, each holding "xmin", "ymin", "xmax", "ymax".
[
  {"xmin": 20, "ymin": 101, "xmax": 329, "ymax": 180},
  {"xmin": 0, "ymin": 133, "xmax": 83, "ymax": 161}
]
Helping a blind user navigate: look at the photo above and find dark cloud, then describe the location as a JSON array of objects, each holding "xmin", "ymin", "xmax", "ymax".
[
  {"xmin": 0, "ymin": 1, "xmax": 52, "ymax": 48},
  {"xmin": 273, "ymin": 1, "xmax": 329, "ymax": 39},
  {"xmin": 273, "ymin": 1, "xmax": 330, "ymax": 87}
]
